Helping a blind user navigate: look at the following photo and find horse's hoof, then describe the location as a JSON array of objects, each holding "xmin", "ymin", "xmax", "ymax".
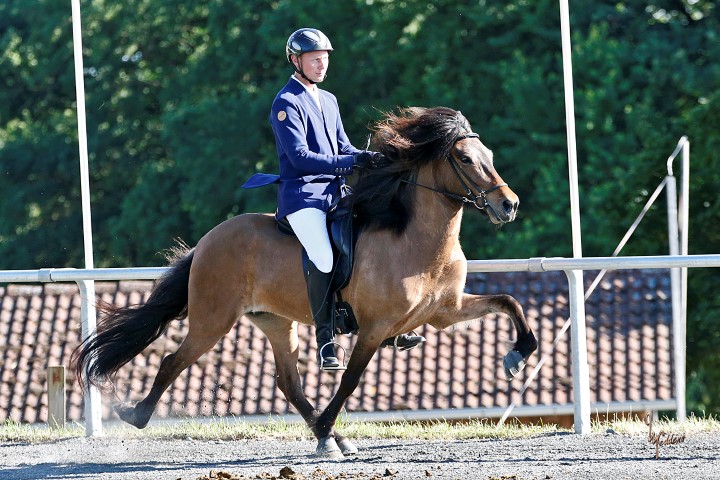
[
  {"xmin": 316, "ymin": 436, "xmax": 344, "ymax": 459},
  {"xmin": 337, "ymin": 437, "xmax": 359, "ymax": 455},
  {"xmin": 114, "ymin": 403, "xmax": 149, "ymax": 429},
  {"xmin": 503, "ymin": 350, "xmax": 526, "ymax": 380}
]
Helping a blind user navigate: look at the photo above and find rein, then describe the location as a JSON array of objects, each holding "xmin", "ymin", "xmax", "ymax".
[{"xmin": 401, "ymin": 132, "xmax": 507, "ymax": 211}]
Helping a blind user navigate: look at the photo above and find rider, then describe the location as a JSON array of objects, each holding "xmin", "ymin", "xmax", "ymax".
[{"xmin": 270, "ymin": 28, "xmax": 425, "ymax": 371}]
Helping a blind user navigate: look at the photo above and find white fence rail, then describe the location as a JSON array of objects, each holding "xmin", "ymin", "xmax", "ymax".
[
  {"xmin": 2, "ymin": 253, "xmax": 719, "ymax": 435},
  {"xmin": 3, "ymin": 253, "xmax": 717, "ymax": 283}
]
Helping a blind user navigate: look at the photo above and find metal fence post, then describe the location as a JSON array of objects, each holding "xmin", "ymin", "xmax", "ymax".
[
  {"xmin": 666, "ymin": 136, "xmax": 689, "ymax": 422},
  {"xmin": 666, "ymin": 175, "xmax": 686, "ymax": 421},
  {"xmin": 77, "ymin": 280, "xmax": 103, "ymax": 436},
  {"xmin": 565, "ymin": 269, "xmax": 591, "ymax": 434},
  {"xmin": 678, "ymin": 139, "xmax": 690, "ymax": 422}
]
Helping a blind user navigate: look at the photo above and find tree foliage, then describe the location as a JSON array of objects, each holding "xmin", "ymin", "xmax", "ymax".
[{"xmin": 1, "ymin": 0, "xmax": 718, "ymax": 413}]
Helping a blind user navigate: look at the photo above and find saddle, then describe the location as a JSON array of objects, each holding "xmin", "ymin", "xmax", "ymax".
[{"xmin": 275, "ymin": 195, "xmax": 361, "ymax": 335}]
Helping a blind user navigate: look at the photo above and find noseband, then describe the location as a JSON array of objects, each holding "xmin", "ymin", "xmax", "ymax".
[{"xmin": 402, "ymin": 132, "xmax": 508, "ymax": 211}]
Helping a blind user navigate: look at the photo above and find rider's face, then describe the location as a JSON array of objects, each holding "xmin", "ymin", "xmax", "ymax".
[{"xmin": 294, "ymin": 50, "xmax": 329, "ymax": 84}]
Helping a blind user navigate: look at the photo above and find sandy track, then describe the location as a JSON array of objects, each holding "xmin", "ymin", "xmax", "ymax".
[{"xmin": 1, "ymin": 431, "xmax": 719, "ymax": 480}]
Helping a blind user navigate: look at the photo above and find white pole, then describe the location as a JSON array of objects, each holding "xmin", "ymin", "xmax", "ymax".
[
  {"xmin": 558, "ymin": 4, "xmax": 582, "ymax": 260},
  {"xmin": 665, "ymin": 175, "xmax": 685, "ymax": 421},
  {"xmin": 666, "ymin": 137, "xmax": 688, "ymax": 421},
  {"xmin": 71, "ymin": 0, "xmax": 102, "ymax": 436},
  {"xmin": 565, "ymin": 270, "xmax": 591, "ymax": 432},
  {"xmin": 679, "ymin": 138, "xmax": 690, "ymax": 421},
  {"xmin": 558, "ymin": 0, "xmax": 590, "ymax": 434}
]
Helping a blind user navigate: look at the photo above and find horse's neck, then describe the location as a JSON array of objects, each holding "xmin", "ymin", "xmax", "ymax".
[{"xmin": 405, "ymin": 167, "xmax": 464, "ymax": 262}]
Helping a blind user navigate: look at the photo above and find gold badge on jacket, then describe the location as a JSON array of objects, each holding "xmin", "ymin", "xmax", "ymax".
[{"xmin": 277, "ymin": 110, "xmax": 287, "ymax": 121}]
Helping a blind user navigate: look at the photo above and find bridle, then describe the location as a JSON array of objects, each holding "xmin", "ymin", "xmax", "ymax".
[{"xmin": 401, "ymin": 132, "xmax": 508, "ymax": 211}]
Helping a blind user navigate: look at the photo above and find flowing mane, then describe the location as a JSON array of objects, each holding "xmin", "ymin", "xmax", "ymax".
[{"xmin": 351, "ymin": 106, "xmax": 472, "ymax": 234}]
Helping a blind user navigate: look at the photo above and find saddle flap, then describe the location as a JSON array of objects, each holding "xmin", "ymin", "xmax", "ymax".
[
  {"xmin": 328, "ymin": 199, "xmax": 356, "ymax": 291},
  {"xmin": 330, "ymin": 209, "xmax": 353, "ymax": 263}
]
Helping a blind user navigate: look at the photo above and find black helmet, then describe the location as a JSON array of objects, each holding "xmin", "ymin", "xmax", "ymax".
[{"xmin": 285, "ymin": 28, "xmax": 333, "ymax": 63}]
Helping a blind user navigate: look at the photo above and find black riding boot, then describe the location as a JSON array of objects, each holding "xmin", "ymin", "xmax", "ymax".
[
  {"xmin": 381, "ymin": 333, "xmax": 427, "ymax": 351},
  {"xmin": 304, "ymin": 262, "xmax": 343, "ymax": 371}
]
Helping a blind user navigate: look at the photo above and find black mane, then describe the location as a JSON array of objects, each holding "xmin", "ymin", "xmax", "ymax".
[{"xmin": 351, "ymin": 106, "xmax": 472, "ymax": 234}]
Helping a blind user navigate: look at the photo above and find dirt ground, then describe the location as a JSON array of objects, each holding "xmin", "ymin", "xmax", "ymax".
[{"xmin": 1, "ymin": 431, "xmax": 719, "ymax": 480}]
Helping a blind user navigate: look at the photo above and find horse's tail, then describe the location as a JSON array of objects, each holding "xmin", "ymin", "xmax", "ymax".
[{"xmin": 72, "ymin": 244, "xmax": 194, "ymax": 391}]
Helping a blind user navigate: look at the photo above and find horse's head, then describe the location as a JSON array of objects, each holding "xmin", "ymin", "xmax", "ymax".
[
  {"xmin": 352, "ymin": 106, "xmax": 519, "ymax": 232},
  {"xmin": 446, "ymin": 132, "xmax": 519, "ymax": 224}
]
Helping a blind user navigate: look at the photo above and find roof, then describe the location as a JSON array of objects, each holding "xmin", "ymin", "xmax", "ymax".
[{"xmin": 0, "ymin": 269, "xmax": 674, "ymax": 424}]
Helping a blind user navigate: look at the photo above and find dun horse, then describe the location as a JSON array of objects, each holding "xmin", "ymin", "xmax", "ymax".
[{"xmin": 74, "ymin": 106, "xmax": 537, "ymax": 458}]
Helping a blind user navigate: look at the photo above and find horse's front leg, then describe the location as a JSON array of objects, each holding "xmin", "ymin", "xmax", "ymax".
[
  {"xmin": 313, "ymin": 337, "xmax": 380, "ymax": 458},
  {"xmin": 431, "ymin": 293, "xmax": 537, "ymax": 380}
]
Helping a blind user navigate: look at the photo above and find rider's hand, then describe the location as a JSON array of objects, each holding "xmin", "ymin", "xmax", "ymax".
[{"xmin": 353, "ymin": 151, "xmax": 388, "ymax": 170}]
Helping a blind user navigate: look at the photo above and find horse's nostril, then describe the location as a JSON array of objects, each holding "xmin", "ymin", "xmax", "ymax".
[{"xmin": 503, "ymin": 200, "xmax": 516, "ymax": 214}]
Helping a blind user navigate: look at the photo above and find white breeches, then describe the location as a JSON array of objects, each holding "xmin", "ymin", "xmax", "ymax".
[{"xmin": 286, "ymin": 208, "xmax": 334, "ymax": 273}]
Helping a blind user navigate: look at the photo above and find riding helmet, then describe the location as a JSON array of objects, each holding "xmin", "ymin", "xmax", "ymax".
[{"xmin": 285, "ymin": 28, "xmax": 333, "ymax": 62}]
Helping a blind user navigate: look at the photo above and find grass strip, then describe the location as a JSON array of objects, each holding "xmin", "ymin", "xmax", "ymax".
[{"xmin": 1, "ymin": 413, "xmax": 717, "ymax": 444}]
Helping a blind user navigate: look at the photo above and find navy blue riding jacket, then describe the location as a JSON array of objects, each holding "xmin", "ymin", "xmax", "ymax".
[{"xmin": 269, "ymin": 78, "xmax": 361, "ymax": 219}]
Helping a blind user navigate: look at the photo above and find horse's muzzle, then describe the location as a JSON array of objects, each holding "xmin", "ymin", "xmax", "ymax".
[{"xmin": 486, "ymin": 189, "xmax": 519, "ymax": 224}]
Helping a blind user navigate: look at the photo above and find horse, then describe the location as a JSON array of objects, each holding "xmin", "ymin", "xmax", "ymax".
[{"xmin": 73, "ymin": 106, "xmax": 537, "ymax": 458}]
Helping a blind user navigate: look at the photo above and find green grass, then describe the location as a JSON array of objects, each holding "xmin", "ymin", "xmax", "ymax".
[
  {"xmin": 0, "ymin": 419, "xmax": 86, "ymax": 443},
  {"xmin": 594, "ymin": 412, "xmax": 720, "ymax": 436},
  {"xmin": 1, "ymin": 413, "xmax": 718, "ymax": 444}
]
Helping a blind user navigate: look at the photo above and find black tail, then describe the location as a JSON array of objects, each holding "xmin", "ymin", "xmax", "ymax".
[{"xmin": 72, "ymin": 245, "xmax": 194, "ymax": 391}]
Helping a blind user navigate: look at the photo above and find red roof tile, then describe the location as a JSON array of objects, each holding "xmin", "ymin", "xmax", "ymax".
[{"xmin": 0, "ymin": 269, "xmax": 675, "ymax": 423}]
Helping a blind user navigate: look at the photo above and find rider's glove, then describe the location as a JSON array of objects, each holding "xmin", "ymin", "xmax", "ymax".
[{"xmin": 353, "ymin": 151, "xmax": 388, "ymax": 170}]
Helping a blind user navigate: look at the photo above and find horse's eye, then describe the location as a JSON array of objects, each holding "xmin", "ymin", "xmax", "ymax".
[{"xmin": 460, "ymin": 156, "xmax": 473, "ymax": 165}]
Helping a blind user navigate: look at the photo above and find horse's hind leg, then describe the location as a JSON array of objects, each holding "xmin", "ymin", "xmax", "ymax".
[
  {"xmin": 250, "ymin": 315, "xmax": 316, "ymax": 418},
  {"xmin": 116, "ymin": 316, "xmax": 234, "ymax": 428}
]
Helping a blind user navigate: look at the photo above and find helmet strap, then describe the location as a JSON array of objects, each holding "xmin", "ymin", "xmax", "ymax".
[
  {"xmin": 296, "ymin": 68, "xmax": 317, "ymax": 85},
  {"xmin": 291, "ymin": 55, "xmax": 319, "ymax": 85}
]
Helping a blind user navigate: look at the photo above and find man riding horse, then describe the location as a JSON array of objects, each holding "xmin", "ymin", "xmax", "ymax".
[
  {"xmin": 72, "ymin": 29, "xmax": 534, "ymax": 458},
  {"xmin": 269, "ymin": 28, "xmax": 425, "ymax": 370}
]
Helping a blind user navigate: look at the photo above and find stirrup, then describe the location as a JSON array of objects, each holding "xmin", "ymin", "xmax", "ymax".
[{"xmin": 318, "ymin": 341, "xmax": 347, "ymax": 371}]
